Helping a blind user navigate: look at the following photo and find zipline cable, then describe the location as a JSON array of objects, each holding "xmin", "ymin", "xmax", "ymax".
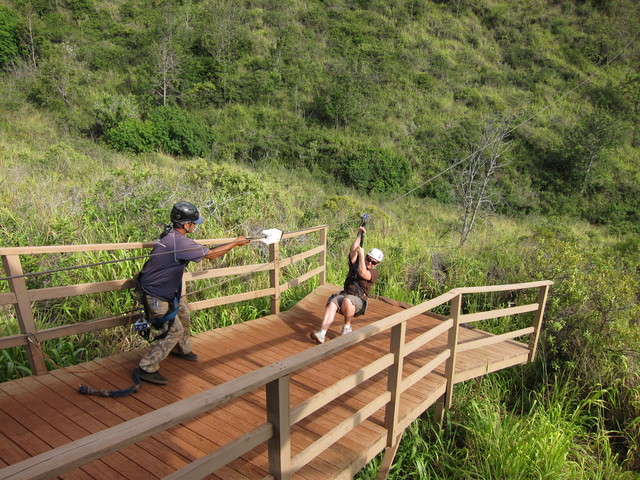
[
  {"xmin": 503, "ymin": 27, "xmax": 640, "ymax": 140},
  {"xmin": 378, "ymin": 27, "xmax": 640, "ymax": 214},
  {"xmin": 0, "ymin": 233, "xmax": 276, "ymax": 282},
  {"xmin": 0, "ymin": 246, "xmax": 200, "ymax": 282},
  {"xmin": 1, "ymin": 28, "xmax": 638, "ymax": 282}
]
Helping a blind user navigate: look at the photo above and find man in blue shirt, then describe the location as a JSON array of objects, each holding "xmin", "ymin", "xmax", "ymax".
[{"xmin": 135, "ymin": 201, "xmax": 249, "ymax": 385}]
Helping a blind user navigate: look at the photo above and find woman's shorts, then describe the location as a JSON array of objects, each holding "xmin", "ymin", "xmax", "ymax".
[{"xmin": 327, "ymin": 292, "xmax": 364, "ymax": 314}]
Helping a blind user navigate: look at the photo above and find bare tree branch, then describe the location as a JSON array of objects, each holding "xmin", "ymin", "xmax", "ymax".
[{"xmin": 454, "ymin": 120, "xmax": 512, "ymax": 246}]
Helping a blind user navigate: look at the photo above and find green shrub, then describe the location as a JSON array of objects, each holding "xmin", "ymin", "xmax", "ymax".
[
  {"xmin": 340, "ymin": 147, "xmax": 412, "ymax": 194},
  {"xmin": 102, "ymin": 105, "xmax": 212, "ymax": 157},
  {"xmin": 184, "ymin": 159, "xmax": 278, "ymax": 231},
  {"xmin": 79, "ymin": 165, "xmax": 170, "ymax": 242},
  {"xmin": 65, "ymin": 0, "xmax": 94, "ymax": 20},
  {"xmin": 104, "ymin": 118, "xmax": 155, "ymax": 154},
  {"xmin": 521, "ymin": 221, "xmax": 640, "ymax": 462},
  {"xmin": 146, "ymin": 106, "xmax": 212, "ymax": 157},
  {"xmin": 93, "ymin": 94, "xmax": 140, "ymax": 134}
]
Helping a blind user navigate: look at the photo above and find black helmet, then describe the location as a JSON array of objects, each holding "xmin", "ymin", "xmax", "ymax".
[{"xmin": 170, "ymin": 201, "xmax": 204, "ymax": 224}]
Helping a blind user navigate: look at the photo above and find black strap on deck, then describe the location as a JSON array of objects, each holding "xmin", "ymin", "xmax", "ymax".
[{"xmin": 77, "ymin": 368, "xmax": 141, "ymax": 398}]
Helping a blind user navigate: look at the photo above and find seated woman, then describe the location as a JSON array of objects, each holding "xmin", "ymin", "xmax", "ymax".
[{"xmin": 310, "ymin": 225, "xmax": 383, "ymax": 344}]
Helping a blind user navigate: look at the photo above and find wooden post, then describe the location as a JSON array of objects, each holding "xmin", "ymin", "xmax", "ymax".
[
  {"xmin": 377, "ymin": 321, "xmax": 406, "ymax": 479},
  {"xmin": 528, "ymin": 284, "xmax": 549, "ymax": 362},
  {"xmin": 318, "ymin": 227, "xmax": 327, "ymax": 286},
  {"xmin": 266, "ymin": 376, "xmax": 291, "ymax": 480},
  {"xmin": 269, "ymin": 241, "xmax": 281, "ymax": 314},
  {"xmin": 376, "ymin": 441, "xmax": 402, "ymax": 480},
  {"xmin": 182, "ymin": 276, "xmax": 188, "ymax": 306},
  {"xmin": 435, "ymin": 292, "xmax": 461, "ymax": 426},
  {"xmin": 2, "ymin": 254, "xmax": 48, "ymax": 375}
]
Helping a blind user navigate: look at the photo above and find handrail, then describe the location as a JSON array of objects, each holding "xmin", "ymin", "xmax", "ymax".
[
  {"xmin": 0, "ymin": 279, "xmax": 552, "ymax": 480},
  {"xmin": 0, "ymin": 225, "xmax": 328, "ymax": 256},
  {"xmin": 0, "ymin": 226, "xmax": 329, "ymax": 375},
  {"xmin": 452, "ymin": 280, "xmax": 553, "ymax": 294}
]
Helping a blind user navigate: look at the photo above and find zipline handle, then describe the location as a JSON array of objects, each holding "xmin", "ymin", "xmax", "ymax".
[
  {"xmin": 359, "ymin": 214, "xmax": 370, "ymax": 248},
  {"xmin": 208, "ymin": 229, "xmax": 282, "ymax": 251}
]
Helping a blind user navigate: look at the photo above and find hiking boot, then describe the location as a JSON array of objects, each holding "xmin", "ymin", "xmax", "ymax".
[
  {"xmin": 170, "ymin": 351, "xmax": 199, "ymax": 362},
  {"xmin": 310, "ymin": 330, "xmax": 325, "ymax": 344},
  {"xmin": 137, "ymin": 367, "xmax": 169, "ymax": 385},
  {"xmin": 341, "ymin": 324, "xmax": 352, "ymax": 335}
]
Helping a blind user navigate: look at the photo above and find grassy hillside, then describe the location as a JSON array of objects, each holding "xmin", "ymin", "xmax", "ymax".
[
  {"xmin": 1, "ymin": 0, "xmax": 639, "ymax": 477},
  {"xmin": 0, "ymin": 0, "xmax": 638, "ymax": 228}
]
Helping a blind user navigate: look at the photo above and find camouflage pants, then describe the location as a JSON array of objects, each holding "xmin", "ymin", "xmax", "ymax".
[{"xmin": 139, "ymin": 294, "xmax": 193, "ymax": 373}]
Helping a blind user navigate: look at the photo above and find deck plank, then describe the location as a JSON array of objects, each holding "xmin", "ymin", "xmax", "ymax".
[{"xmin": 0, "ymin": 284, "xmax": 532, "ymax": 479}]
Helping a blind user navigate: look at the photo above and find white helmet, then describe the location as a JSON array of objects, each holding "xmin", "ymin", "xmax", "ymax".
[{"xmin": 367, "ymin": 248, "xmax": 384, "ymax": 263}]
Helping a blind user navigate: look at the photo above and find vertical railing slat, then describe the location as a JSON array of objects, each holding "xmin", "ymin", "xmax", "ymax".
[
  {"xmin": 319, "ymin": 227, "xmax": 327, "ymax": 286},
  {"xmin": 266, "ymin": 376, "xmax": 291, "ymax": 480},
  {"xmin": 435, "ymin": 292, "xmax": 462, "ymax": 426},
  {"xmin": 383, "ymin": 321, "xmax": 407, "ymax": 445},
  {"xmin": 376, "ymin": 321, "xmax": 407, "ymax": 479},
  {"xmin": 528, "ymin": 284, "xmax": 550, "ymax": 362},
  {"xmin": 269, "ymin": 241, "xmax": 281, "ymax": 314},
  {"xmin": 2, "ymin": 254, "xmax": 48, "ymax": 375},
  {"xmin": 444, "ymin": 293, "xmax": 462, "ymax": 410}
]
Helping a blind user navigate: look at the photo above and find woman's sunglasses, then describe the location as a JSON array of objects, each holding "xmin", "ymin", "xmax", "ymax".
[{"xmin": 365, "ymin": 256, "xmax": 379, "ymax": 266}]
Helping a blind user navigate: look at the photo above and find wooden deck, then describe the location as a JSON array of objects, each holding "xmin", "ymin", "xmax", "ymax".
[{"xmin": 0, "ymin": 283, "xmax": 533, "ymax": 480}]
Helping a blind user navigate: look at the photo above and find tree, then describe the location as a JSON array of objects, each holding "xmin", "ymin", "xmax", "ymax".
[
  {"xmin": 149, "ymin": 4, "xmax": 190, "ymax": 107},
  {"xmin": 153, "ymin": 33, "xmax": 182, "ymax": 106},
  {"xmin": 0, "ymin": 6, "xmax": 22, "ymax": 68},
  {"xmin": 563, "ymin": 111, "xmax": 621, "ymax": 195},
  {"xmin": 454, "ymin": 121, "xmax": 511, "ymax": 246},
  {"xmin": 23, "ymin": 8, "xmax": 37, "ymax": 68},
  {"xmin": 196, "ymin": 0, "xmax": 251, "ymax": 104},
  {"xmin": 31, "ymin": 42, "xmax": 78, "ymax": 109}
]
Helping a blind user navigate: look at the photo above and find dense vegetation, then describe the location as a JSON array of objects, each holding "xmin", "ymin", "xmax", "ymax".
[{"xmin": 0, "ymin": 0, "xmax": 639, "ymax": 478}]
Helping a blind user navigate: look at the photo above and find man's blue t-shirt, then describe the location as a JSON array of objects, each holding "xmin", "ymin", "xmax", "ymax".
[{"xmin": 138, "ymin": 230, "xmax": 208, "ymax": 300}]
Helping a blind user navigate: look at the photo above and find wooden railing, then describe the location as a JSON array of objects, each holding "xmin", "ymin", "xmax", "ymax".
[
  {"xmin": 0, "ymin": 273, "xmax": 552, "ymax": 480},
  {"xmin": 0, "ymin": 226, "xmax": 328, "ymax": 375}
]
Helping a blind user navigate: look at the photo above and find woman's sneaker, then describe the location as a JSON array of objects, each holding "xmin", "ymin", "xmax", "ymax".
[
  {"xmin": 310, "ymin": 330, "xmax": 325, "ymax": 344},
  {"xmin": 341, "ymin": 325, "xmax": 352, "ymax": 335}
]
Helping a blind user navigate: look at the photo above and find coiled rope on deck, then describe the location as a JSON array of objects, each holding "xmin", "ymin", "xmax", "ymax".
[{"xmin": 77, "ymin": 368, "xmax": 141, "ymax": 398}]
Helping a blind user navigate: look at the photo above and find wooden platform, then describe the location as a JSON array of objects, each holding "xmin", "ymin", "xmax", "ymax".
[{"xmin": 0, "ymin": 284, "xmax": 531, "ymax": 479}]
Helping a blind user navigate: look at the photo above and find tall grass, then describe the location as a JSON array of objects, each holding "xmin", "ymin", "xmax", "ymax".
[{"xmin": 357, "ymin": 371, "xmax": 637, "ymax": 480}]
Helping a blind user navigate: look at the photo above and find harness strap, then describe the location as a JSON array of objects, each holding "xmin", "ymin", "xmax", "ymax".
[
  {"xmin": 344, "ymin": 261, "xmax": 366, "ymax": 297},
  {"xmin": 141, "ymin": 292, "xmax": 180, "ymax": 341},
  {"xmin": 134, "ymin": 273, "xmax": 181, "ymax": 342},
  {"xmin": 355, "ymin": 299, "xmax": 368, "ymax": 317}
]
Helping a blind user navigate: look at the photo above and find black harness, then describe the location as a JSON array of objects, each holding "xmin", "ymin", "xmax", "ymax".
[
  {"xmin": 133, "ymin": 274, "xmax": 181, "ymax": 341},
  {"xmin": 342, "ymin": 261, "xmax": 368, "ymax": 317}
]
